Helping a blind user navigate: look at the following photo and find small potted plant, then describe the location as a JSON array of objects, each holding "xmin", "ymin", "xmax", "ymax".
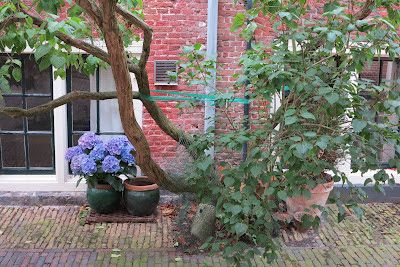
[{"xmin": 65, "ymin": 132, "xmax": 137, "ymax": 214}]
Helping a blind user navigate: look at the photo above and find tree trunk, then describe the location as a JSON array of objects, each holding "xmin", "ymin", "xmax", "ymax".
[{"xmin": 98, "ymin": 0, "xmax": 191, "ymax": 193}]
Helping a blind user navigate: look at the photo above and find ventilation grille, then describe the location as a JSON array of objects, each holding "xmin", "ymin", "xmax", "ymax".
[{"xmin": 154, "ymin": 60, "xmax": 178, "ymax": 85}]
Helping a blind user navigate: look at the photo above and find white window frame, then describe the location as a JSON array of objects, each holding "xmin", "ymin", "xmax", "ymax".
[{"xmin": 0, "ymin": 42, "xmax": 143, "ymax": 191}]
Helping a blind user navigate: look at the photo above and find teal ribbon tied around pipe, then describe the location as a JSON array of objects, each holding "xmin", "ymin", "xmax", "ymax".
[{"xmin": 138, "ymin": 89, "xmax": 250, "ymax": 104}]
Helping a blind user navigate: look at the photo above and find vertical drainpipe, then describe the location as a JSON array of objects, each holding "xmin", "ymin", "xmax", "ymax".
[
  {"xmin": 242, "ymin": 0, "xmax": 253, "ymax": 162},
  {"xmin": 205, "ymin": 0, "xmax": 218, "ymax": 158}
]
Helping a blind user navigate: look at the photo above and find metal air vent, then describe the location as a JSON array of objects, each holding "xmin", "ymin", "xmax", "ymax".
[{"xmin": 154, "ymin": 60, "xmax": 178, "ymax": 85}]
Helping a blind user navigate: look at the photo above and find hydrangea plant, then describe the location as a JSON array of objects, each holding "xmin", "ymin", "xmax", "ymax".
[{"xmin": 65, "ymin": 133, "xmax": 137, "ymax": 191}]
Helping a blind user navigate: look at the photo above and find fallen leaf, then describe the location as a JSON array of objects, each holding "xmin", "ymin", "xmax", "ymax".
[
  {"xmin": 173, "ymin": 242, "xmax": 179, "ymax": 247},
  {"xmin": 96, "ymin": 226, "xmax": 104, "ymax": 230},
  {"xmin": 175, "ymin": 257, "xmax": 182, "ymax": 262},
  {"xmin": 178, "ymin": 236, "xmax": 185, "ymax": 245},
  {"xmin": 111, "ymin": 254, "xmax": 121, "ymax": 258},
  {"xmin": 112, "ymin": 248, "xmax": 121, "ymax": 252},
  {"xmin": 24, "ymin": 241, "xmax": 32, "ymax": 243}
]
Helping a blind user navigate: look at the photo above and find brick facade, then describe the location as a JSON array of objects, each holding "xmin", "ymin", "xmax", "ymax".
[{"xmin": 142, "ymin": 0, "xmax": 275, "ymax": 166}]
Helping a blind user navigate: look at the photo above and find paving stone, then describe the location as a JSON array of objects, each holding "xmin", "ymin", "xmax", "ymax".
[{"xmin": 1, "ymin": 204, "xmax": 400, "ymax": 266}]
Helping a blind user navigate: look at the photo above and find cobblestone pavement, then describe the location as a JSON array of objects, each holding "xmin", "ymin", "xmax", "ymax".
[{"xmin": 0, "ymin": 203, "xmax": 400, "ymax": 266}]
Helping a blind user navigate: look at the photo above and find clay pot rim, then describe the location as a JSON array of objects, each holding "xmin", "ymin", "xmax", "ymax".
[
  {"xmin": 305, "ymin": 180, "xmax": 334, "ymax": 193},
  {"xmin": 124, "ymin": 176, "xmax": 159, "ymax": 192},
  {"xmin": 88, "ymin": 183, "xmax": 113, "ymax": 190}
]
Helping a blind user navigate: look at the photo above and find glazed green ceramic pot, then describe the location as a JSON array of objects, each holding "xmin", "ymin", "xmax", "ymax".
[
  {"xmin": 86, "ymin": 184, "xmax": 122, "ymax": 214},
  {"xmin": 124, "ymin": 176, "xmax": 160, "ymax": 216}
]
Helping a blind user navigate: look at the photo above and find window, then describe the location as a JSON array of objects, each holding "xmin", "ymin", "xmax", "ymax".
[
  {"xmin": 358, "ymin": 58, "xmax": 400, "ymax": 168},
  {"xmin": 0, "ymin": 55, "xmax": 55, "ymax": 174},
  {"xmin": 67, "ymin": 67, "xmax": 126, "ymax": 148}
]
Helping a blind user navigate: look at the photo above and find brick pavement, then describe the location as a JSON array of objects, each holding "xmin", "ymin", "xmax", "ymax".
[{"xmin": 0, "ymin": 203, "xmax": 400, "ymax": 266}]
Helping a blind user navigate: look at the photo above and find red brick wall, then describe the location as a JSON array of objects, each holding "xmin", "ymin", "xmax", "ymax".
[{"xmin": 142, "ymin": 0, "xmax": 276, "ymax": 166}]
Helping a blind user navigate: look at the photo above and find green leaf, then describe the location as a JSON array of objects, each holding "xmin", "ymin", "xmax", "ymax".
[
  {"xmin": 289, "ymin": 136, "xmax": 302, "ymax": 142},
  {"xmin": 230, "ymin": 13, "xmax": 245, "ymax": 32},
  {"xmin": 223, "ymin": 177, "xmax": 234, "ymax": 187},
  {"xmin": 182, "ymin": 45, "xmax": 195, "ymax": 54},
  {"xmin": 318, "ymin": 87, "xmax": 332, "ymax": 95},
  {"xmin": 316, "ymin": 136, "xmax": 329, "ymax": 150},
  {"xmin": 12, "ymin": 68, "xmax": 21, "ymax": 82},
  {"xmin": 277, "ymin": 190, "xmax": 287, "ymax": 201},
  {"xmin": 234, "ymin": 223, "xmax": 248, "ymax": 237},
  {"xmin": 231, "ymin": 205, "xmax": 242, "ymax": 215},
  {"xmin": 0, "ymin": 76, "xmax": 11, "ymax": 93},
  {"xmin": 304, "ymin": 132, "xmax": 316, "ymax": 137},
  {"xmin": 110, "ymin": 254, "xmax": 121, "ymax": 258},
  {"xmin": 327, "ymin": 32, "xmax": 337, "ymax": 42},
  {"xmin": 352, "ymin": 119, "xmax": 367, "ymax": 132},
  {"xmin": 264, "ymin": 187, "xmax": 274, "ymax": 195},
  {"xmin": 300, "ymin": 110, "xmax": 316, "ymax": 120},
  {"xmin": 325, "ymin": 92, "xmax": 339, "ymax": 104},
  {"xmin": 175, "ymin": 258, "xmax": 182, "ymax": 262},
  {"xmin": 26, "ymin": 29, "xmax": 36, "ymax": 38},
  {"xmin": 242, "ymin": 21, "xmax": 257, "ymax": 41},
  {"xmin": 364, "ymin": 178, "xmax": 373, "ymax": 186},
  {"xmin": 352, "ymin": 207, "xmax": 363, "ymax": 219},
  {"xmin": 251, "ymin": 164, "xmax": 262, "ymax": 177},
  {"xmin": 50, "ymin": 55, "xmax": 66, "ymax": 68},
  {"xmin": 35, "ymin": 44, "xmax": 52, "ymax": 61},
  {"xmin": 285, "ymin": 116, "xmax": 298, "ymax": 125}
]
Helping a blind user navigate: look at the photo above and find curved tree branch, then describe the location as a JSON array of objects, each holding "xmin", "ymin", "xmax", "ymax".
[
  {"xmin": 6, "ymin": 8, "xmax": 141, "ymax": 75},
  {"xmin": 115, "ymin": 4, "xmax": 194, "ymax": 148},
  {"xmin": 116, "ymin": 4, "xmax": 152, "ymax": 69},
  {"xmin": 76, "ymin": 0, "xmax": 104, "ymax": 27},
  {"xmin": 0, "ymin": 90, "xmax": 139, "ymax": 118}
]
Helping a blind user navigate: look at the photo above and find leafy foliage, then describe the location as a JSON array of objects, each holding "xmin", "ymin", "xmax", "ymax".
[{"xmin": 178, "ymin": 0, "xmax": 400, "ymax": 265}]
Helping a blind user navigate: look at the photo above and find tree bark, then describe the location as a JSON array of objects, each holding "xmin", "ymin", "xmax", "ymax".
[{"xmin": 97, "ymin": 0, "xmax": 192, "ymax": 192}]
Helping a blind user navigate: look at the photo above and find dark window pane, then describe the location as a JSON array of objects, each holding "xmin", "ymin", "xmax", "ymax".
[
  {"xmin": 0, "ymin": 56, "xmax": 22, "ymax": 94},
  {"xmin": 1, "ymin": 134, "xmax": 25, "ymax": 167},
  {"xmin": 72, "ymin": 134, "xmax": 83, "ymax": 146},
  {"xmin": 25, "ymin": 57, "xmax": 51, "ymax": 94},
  {"xmin": 71, "ymin": 66, "xmax": 91, "ymax": 132},
  {"xmin": 71, "ymin": 67, "xmax": 90, "ymax": 91},
  {"xmin": 72, "ymin": 100, "xmax": 91, "ymax": 131},
  {"xmin": 28, "ymin": 135, "xmax": 53, "ymax": 167},
  {"xmin": 0, "ymin": 97, "xmax": 23, "ymax": 131},
  {"xmin": 26, "ymin": 97, "xmax": 52, "ymax": 131}
]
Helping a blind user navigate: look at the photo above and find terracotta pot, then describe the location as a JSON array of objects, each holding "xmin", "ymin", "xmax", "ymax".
[
  {"xmin": 123, "ymin": 176, "xmax": 160, "ymax": 216},
  {"xmin": 87, "ymin": 183, "xmax": 122, "ymax": 214},
  {"xmin": 286, "ymin": 180, "xmax": 334, "ymax": 217},
  {"xmin": 293, "ymin": 211, "xmax": 314, "ymax": 233}
]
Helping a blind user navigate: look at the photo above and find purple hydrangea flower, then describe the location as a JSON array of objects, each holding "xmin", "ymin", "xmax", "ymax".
[
  {"xmin": 78, "ymin": 132, "xmax": 102, "ymax": 150},
  {"xmin": 89, "ymin": 144, "xmax": 108, "ymax": 161},
  {"xmin": 102, "ymin": 156, "xmax": 120, "ymax": 173},
  {"xmin": 81, "ymin": 157, "xmax": 97, "ymax": 175},
  {"xmin": 118, "ymin": 136, "xmax": 132, "ymax": 147},
  {"xmin": 65, "ymin": 146, "xmax": 83, "ymax": 162},
  {"xmin": 71, "ymin": 154, "xmax": 97, "ymax": 175},
  {"xmin": 104, "ymin": 138, "xmax": 125, "ymax": 156},
  {"xmin": 121, "ymin": 145, "xmax": 136, "ymax": 164}
]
